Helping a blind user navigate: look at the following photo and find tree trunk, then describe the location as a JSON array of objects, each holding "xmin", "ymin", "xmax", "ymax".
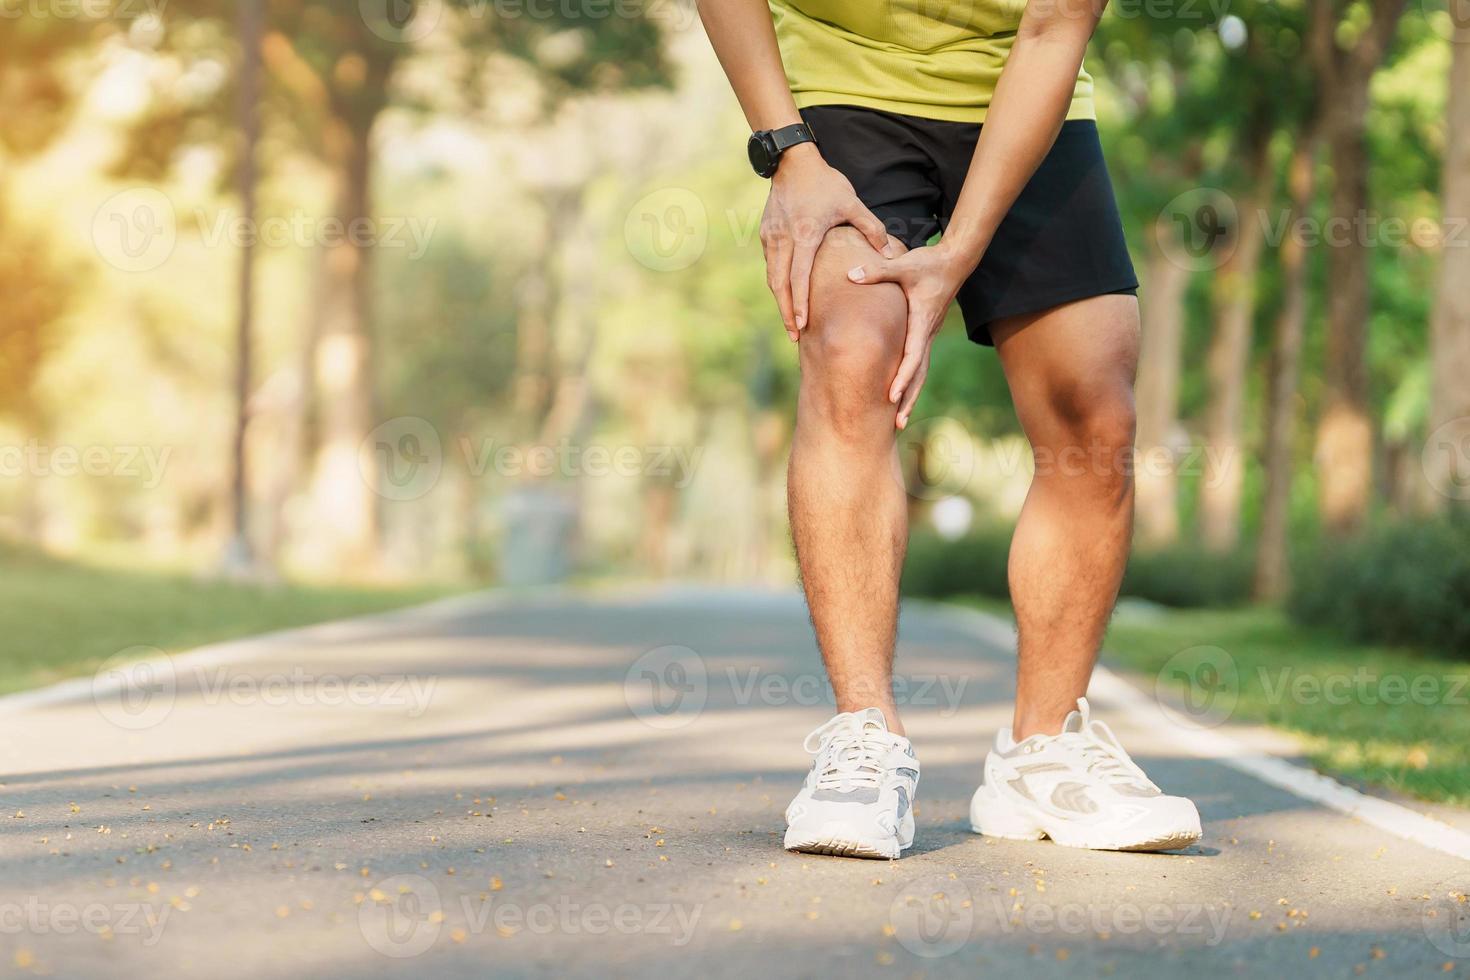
[
  {"xmin": 1305, "ymin": 0, "xmax": 1408, "ymax": 532},
  {"xmin": 1134, "ymin": 234, "xmax": 1192, "ymax": 546},
  {"xmin": 1255, "ymin": 137, "xmax": 1318, "ymax": 600},
  {"xmin": 1314, "ymin": 99, "xmax": 1376, "ymax": 533},
  {"xmin": 1200, "ymin": 132, "xmax": 1273, "ymax": 552},
  {"xmin": 306, "ymin": 106, "xmax": 381, "ymax": 572},
  {"xmin": 223, "ymin": 0, "xmax": 263, "ymax": 576},
  {"xmin": 1426, "ymin": 36, "xmax": 1470, "ymax": 510}
]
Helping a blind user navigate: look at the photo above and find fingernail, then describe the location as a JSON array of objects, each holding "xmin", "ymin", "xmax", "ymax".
[
  {"xmin": 890, "ymin": 390, "xmax": 900, "ymax": 404},
  {"xmin": 847, "ymin": 266, "xmax": 865, "ymax": 282},
  {"xmin": 796, "ymin": 314, "xmax": 806, "ymax": 329},
  {"xmin": 882, "ymin": 245, "xmax": 896, "ymax": 258}
]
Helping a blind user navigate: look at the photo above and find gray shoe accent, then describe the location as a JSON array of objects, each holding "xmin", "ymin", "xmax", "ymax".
[
  {"xmin": 896, "ymin": 767, "xmax": 919, "ymax": 782},
  {"xmin": 1050, "ymin": 781, "xmax": 1099, "ymax": 814},
  {"xmin": 811, "ymin": 787, "xmax": 880, "ymax": 804},
  {"xmin": 1114, "ymin": 783, "xmax": 1162, "ymax": 798},
  {"xmin": 895, "ymin": 785, "xmax": 910, "ymax": 819},
  {"xmin": 1007, "ymin": 777, "xmax": 1036, "ymax": 801}
]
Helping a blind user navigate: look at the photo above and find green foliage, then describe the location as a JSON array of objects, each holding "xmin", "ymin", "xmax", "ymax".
[
  {"xmin": 1121, "ymin": 542, "xmax": 1255, "ymax": 608},
  {"xmin": 0, "ymin": 542, "xmax": 448, "ymax": 697},
  {"xmin": 902, "ymin": 527, "xmax": 1254, "ymax": 608},
  {"xmin": 377, "ymin": 228, "xmax": 517, "ymax": 432},
  {"xmin": 900, "ymin": 527, "xmax": 1013, "ymax": 601},
  {"xmin": 1288, "ymin": 515, "xmax": 1470, "ymax": 655},
  {"xmin": 1092, "ymin": 602, "xmax": 1470, "ymax": 805}
]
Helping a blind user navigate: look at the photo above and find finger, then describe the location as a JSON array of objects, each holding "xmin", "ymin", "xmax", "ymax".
[
  {"xmin": 764, "ymin": 240, "xmax": 798, "ymax": 340},
  {"xmin": 843, "ymin": 202, "xmax": 892, "ymax": 255},
  {"xmin": 790, "ymin": 236, "xmax": 819, "ymax": 331},
  {"xmin": 846, "ymin": 255, "xmax": 900, "ymax": 286},
  {"xmin": 888, "ymin": 314, "xmax": 930, "ymax": 404},
  {"xmin": 896, "ymin": 361, "xmax": 929, "ymax": 429}
]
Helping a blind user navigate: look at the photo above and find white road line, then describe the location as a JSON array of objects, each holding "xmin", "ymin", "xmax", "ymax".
[{"xmin": 937, "ymin": 603, "xmax": 1470, "ymax": 863}]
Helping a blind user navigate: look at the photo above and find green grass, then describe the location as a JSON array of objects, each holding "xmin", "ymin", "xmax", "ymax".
[
  {"xmin": 0, "ymin": 543, "xmax": 455, "ymax": 697},
  {"xmin": 963, "ymin": 598, "xmax": 1470, "ymax": 807}
]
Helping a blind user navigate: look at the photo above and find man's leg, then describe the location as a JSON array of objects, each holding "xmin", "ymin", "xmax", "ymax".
[
  {"xmin": 789, "ymin": 227, "xmax": 910, "ymax": 734},
  {"xmin": 991, "ymin": 293, "xmax": 1141, "ymax": 740}
]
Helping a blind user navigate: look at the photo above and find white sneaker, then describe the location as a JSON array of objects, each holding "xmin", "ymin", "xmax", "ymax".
[
  {"xmin": 970, "ymin": 698, "xmax": 1202, "ymax": 852},
  {"xmin": 784, "ymin": 708, "xmax": 920, "ymax": 860}
]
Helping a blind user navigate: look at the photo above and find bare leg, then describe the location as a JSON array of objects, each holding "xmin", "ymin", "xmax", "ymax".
[
  {"xmin": 991, "ymin": 294, "xmax": 1141, "ymax": 739},
  {"xmin": 789, "ymin": 227, "xmax": 910, "ymax": 734}
]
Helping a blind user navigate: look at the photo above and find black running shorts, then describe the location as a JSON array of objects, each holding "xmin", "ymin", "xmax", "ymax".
[{"xmin": 799, "ymin": 104, "xmax": 1139, "ymax": 346}]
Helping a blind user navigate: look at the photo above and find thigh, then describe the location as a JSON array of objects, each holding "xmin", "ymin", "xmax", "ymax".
[
  {"xmin": 949, "ymin": 120, "xmax": 1139, "ymax": 346},
  {"xmin": 801, "ymin": 105, "xmax": 942, "ymax": 250},
  {"xmin": 991, "ymin": 293, "xmax": 1140, "ymax": 441}
]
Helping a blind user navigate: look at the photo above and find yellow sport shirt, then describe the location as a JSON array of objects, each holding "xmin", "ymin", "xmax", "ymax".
[{"xmin": 769, "ymin": 0, "xmax": 1095, "ymax": 124}]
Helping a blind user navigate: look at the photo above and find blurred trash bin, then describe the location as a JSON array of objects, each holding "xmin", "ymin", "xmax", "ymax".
[{"xmin": 499, "ymin": 485, "xmax": 578, "ymax": 586}]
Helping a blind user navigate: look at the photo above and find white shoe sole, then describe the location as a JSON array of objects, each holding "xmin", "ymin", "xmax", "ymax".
[
  {"xmin": 784, "ymin": 819, "xmax": 911, "ymax": 860},
  {"xmin": 969, "ymin": 780, "xmax": 1201, "ymax": 852}
]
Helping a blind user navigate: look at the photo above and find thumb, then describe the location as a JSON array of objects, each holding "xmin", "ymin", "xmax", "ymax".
[{"xmin": 846, "ymin": 255, "xmax": 903, "ymax": 285}]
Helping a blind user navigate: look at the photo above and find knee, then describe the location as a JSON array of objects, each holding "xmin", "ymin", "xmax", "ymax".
[
  {"xmin": 1042, "ymin": 380, "xmax": 1137, "ymax": 486},
  {"xmin": 1079, "ymin": 391, "xmax": 1137, "ymax": 455},
  {"xmin": 800, "ymin": 228, "xmax": 907, "ymax": 430}
]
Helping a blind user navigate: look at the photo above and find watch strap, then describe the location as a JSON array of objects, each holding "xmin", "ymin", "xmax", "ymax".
[{"xmin": 770, "ymin": 122, "xmax": 816, "ymax": 152}]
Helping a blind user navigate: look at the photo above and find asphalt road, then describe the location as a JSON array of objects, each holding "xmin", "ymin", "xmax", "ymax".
[{"xmin": 0, "ymin": 587, "xmax": 1466, "ymax": 978}]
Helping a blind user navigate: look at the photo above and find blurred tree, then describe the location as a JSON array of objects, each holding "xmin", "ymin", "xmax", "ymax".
[
  {"xmin": 1092, "ymin": 16, "xmax": 1221, "ymax": 546},
  {"xmin": 108, "ymin": 0, "xmax": 670, "ymax": 574},
  {"xmin": 1198, "ymin": 5, "xmax": 1315, "ymax": 553},
  {"xmin": 0, "ymin": 15, "xmax": 101, "ymax": 536},
  {"xmin": 1199, "ymin": 101, "xmax": 1273, "ymax": 553},
  {"xmin": 222, "ymin": 0, "xmax": 264, "ymax": 576},
  {"xmin": 1427, "ymin": 31, "xmax": 1470, "ymax": 511},
  {"xmin": 1255, "ymin": 134, "xmax": 1319, "ymax": 598},
  {"xmin": 1307, "ymin": 0, "xmax": 1410, "ymax": 532}
]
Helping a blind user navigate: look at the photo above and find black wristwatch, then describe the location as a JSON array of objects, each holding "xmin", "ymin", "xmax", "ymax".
[{"xmin": 747, "ymin": 123, "xmax": 817, "ymax": 178}]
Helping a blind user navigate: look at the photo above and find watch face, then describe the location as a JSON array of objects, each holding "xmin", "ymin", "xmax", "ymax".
[{"xmin": 747, "ymin": 133, "xmax": 776, "ymax": 178}]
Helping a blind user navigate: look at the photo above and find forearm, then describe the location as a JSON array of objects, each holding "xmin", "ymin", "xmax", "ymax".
[
  {"xmin": 942, "ymin": 1, "xmax": 1105, "ymax": 267},
  {"xmin": 699, "ymin": 0, "xmax": 804, "ymax": 131}
]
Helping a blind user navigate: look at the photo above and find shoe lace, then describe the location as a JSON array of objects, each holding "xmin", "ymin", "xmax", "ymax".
[
  {"xmin": 804, "ymin": 711, "xmax": 892, "ymax": 792},
  {"xmin": 1056, "ymin": 721, "xmax": 1156, "ymax": 791}
]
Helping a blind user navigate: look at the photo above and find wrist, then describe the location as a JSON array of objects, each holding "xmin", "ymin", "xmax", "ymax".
[
  {"xmin": 939, "ymin": 215, "xmax": 993, "ymax": 272},
  {"xmin": 935, "ymin": 238, "xmax": 983, "ymax": 282},
  {"xmin": 771, "ymin": 141, "xmax": 824, "ymax": 180}
]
